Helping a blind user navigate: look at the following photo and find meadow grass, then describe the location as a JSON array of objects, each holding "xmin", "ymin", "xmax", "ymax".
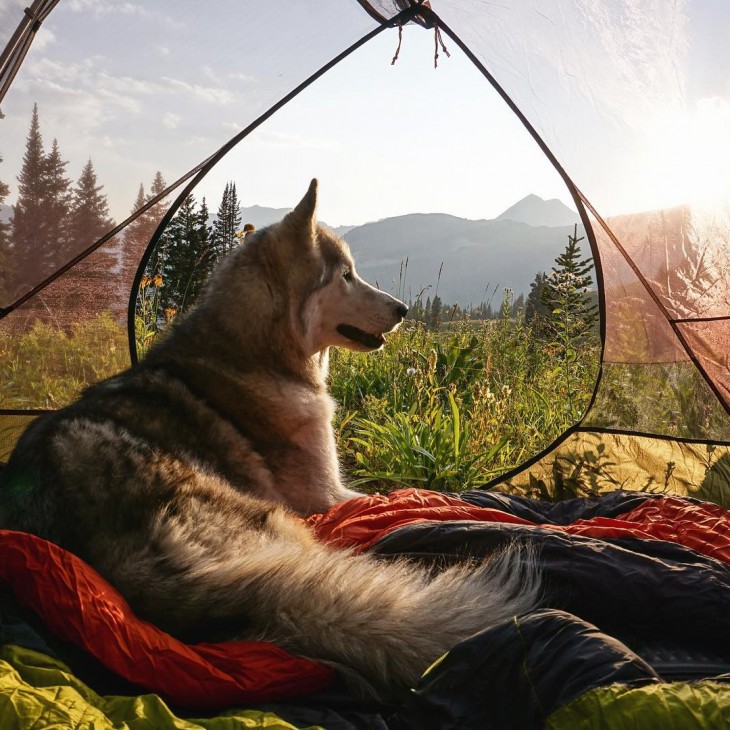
[
  {"xmin": 329, "ymin": 317, "xmax": 600, "ymax": 493},
  {"xmin": 0, "ymin": 310, "xmax": 601, "ymax": 497},
  {"xmin": 0, "ymin": 312, "xmax": 129, "ymax": 410}
]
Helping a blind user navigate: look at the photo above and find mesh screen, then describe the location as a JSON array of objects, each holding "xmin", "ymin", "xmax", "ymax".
[
  {"xmin": 0, "ymin": 0, "xmax": 376, "ymax": 306},
  {"xmin": 0, "ymin": 203, "xmax": 172, "ymax": 411}
]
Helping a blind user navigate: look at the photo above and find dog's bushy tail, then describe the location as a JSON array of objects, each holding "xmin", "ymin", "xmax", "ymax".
[{"xmin": 191, "ymin": 537, "xmax": 539, "ymax": 699}]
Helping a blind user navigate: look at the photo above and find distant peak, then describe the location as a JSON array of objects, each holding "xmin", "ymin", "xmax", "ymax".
[{"xmin": 496, "ymin": 194, "xmax": 579, "ymax": 228}]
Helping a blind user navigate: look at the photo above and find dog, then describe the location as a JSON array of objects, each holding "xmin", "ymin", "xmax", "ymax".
[{"xmin": 0, "ymin": 180, "xmax": 538, "ymax": 699}]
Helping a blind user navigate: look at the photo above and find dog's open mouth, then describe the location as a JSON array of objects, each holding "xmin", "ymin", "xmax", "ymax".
[{"xmin": 336, "ymin": 324, "xmax": 386, "ymax": 349}]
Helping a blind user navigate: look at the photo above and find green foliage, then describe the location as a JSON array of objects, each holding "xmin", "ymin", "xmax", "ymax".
[
  {"xmin": 0, "ymin": 149, "xmax": 11, "ymax": 299},
  {"xmin": 330, "ymin": 317, "xmax": 601, "ymax": 494},
  {"xmin": 540, "ymin": 224, "xmax": 599, "ymax": 342},
  {"xmin": 586, "ymin": 362, "xmax": 730, "ymax": 440},
  {"xmin": 0, "ymin": 313, "xmax": 129, "ymax": 409},
  {"xmin": 155, "ymin": 193, "xmax": 213, "ymax": 314}
]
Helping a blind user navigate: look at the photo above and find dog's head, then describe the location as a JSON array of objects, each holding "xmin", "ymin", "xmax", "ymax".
[
  {"xmin": 202, "ymin": 180, "xmax": 407, "ymax": 362},
  {"xmin": 273, "ymin": 180, "xmax": 408, "ymax": 356}
]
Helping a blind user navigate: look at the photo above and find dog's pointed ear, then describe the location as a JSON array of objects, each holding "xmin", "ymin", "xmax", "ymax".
[{"xmin": 284, "ymin": 179, "xmax": 318, "ymax": 240}]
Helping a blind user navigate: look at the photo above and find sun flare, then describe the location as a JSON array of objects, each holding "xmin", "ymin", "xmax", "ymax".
[{"xmin": 647, "ymin": 97, "xmax": 730, "ymax": 211}]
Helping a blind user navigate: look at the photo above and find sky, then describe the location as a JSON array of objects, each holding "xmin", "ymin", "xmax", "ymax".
[
  {"xmin": 1, "ymin": 0, "xmax": 573, "ymax": 228},
  {"xmin": 1, "ymin": 0, "xmax": 729, "ymax": 227}
]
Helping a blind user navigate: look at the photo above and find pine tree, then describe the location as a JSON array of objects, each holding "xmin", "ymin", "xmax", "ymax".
[
  {"xmin": 541, "ymin": 225, "xmax": 598, "ymax": 343},
  {"xmin": 430, "ymin": 295, "xmax": 443, "ymax": 329},
  {"xmin": 210, "ymin": 181, "xmax": 242, "ymax": 260},
  {"xmin": 41, "ymin": 138, "xmax": 72, "ymax": 260},
  {"xmin": 0, "ymin": 150, "xmax": 11, "ymax": 299},
  {"xmin": 59, "ymin": 158, "xmax": 118, "ymax": 313},
  {"xmin": 153, "ymin": 194, "xmax": 215, "ymax": 318},
  {"xmin": 181, "ymin": 196, "xmax": 214, "ymax": 309},
  {"xmin": 12, "ymin": 104, "xmax": 47, "ymax": 287},
  {"xmin": 511, "ymin": 292, "xmax": 525, "ymax": 319},
  {"xmin": 68, "ymin": 158, "xmax": 114, "ymax": 252},
  {"xmin": 122, "ymin": 172, "xmax": 168, "ymax": 283},
  {"xmin": 524, "ymin": 272, "xmax": 551, "ymax": 334}
]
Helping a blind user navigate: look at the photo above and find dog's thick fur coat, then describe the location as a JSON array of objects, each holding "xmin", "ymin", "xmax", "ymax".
[{"xmin": 0, "ymin": 180, "xmax": 538, "ymax": 698}]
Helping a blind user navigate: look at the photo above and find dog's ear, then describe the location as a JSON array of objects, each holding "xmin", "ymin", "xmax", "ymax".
[{"xmin": 284, "ymin": 179, "xmax": 318, "ymax": 241}]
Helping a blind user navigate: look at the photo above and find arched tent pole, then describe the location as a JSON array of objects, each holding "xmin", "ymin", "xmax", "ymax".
[
  {"xmin": 127, "ymin": 2, "xmax": 429, "ymax": 364},
  {"xmin": 420, "ymin": 6, "xmax": 730, "ymax": 483},
  {"xmin": 425, "ymin": 7, "xmax": 729, "ymax": 421},
  {"xmin": 0, "ymin": 0, "xmax": 61, "ymax": 106},
  {"xmin": 407, "ymin": 6, "xmax": 609, "ymax": 481}
]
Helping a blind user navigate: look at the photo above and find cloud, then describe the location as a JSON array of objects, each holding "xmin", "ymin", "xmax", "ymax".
[
  {"xmin": 67, "ymin": 0, "xmax": 151, "ymax": 18},
  {"xmin": 221, "ymin": 121, "xmax": 243, "ymax": 134},
  {"xmin": 163, "ymin": 112, "xmax": 181, "ymax": 129},
  {"xmin": 33, "ymin": 27, "xmax": 56, "ymax": 51},
  {"xmin": 162, "ymin": 77, "xmax": 234, "ymax": 106}
]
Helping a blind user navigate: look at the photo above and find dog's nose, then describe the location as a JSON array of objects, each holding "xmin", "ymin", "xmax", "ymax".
[{"xmin": 395, "ymin": 302, "xmax": 408, "ymax": 319}]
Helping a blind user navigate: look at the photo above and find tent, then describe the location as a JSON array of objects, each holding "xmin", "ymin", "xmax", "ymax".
[
  {"xmin": 1, "ymin": 0, "xmax": 729, "ymax": 497},
  {"xmin": 0, "ymin": 1, "xmax": 729, "ymax": 727}
]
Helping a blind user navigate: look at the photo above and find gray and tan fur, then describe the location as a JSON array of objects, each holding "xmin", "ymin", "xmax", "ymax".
[{"xmin": 0, "ymin": 180, "xmax": 538, "ymax": 699}]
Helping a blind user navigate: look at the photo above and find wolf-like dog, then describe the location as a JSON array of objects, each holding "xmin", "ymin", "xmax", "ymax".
[{"xmin": 0, "ymin": 180, "xmax": 538, "ymax": 699}]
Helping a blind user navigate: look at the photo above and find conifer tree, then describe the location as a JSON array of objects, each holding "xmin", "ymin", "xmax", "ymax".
[
  {"xmin": 122, "ymin": 172, "xmax": 168, "ymax": 281},
  {"xmin": 524, "ymin": 271, "xmax": 551, "ymax": 334},
  {"xmin": 158, "ymin": 193, "xmax": 201, "ymax": 313},
  {"xmin": 63, "ymin": 158, "xmax": 117, "ymax": 307},
  {"xmin": 430, "ymin": 295, "xmax": 443, "ymax": 329},
  {"xmin": 181, "ymin": 196, "xmax": 213, "ymax": 309},
  {"xmin": 541, "ymin": 225, "xmax": 598, "ymax": 343},
  {"xmin": 12, "ymin": 104, "xmax": 47, "ymax": 287},
  {"xmin": 0, "ymin": 150, "xmax": 11, "ymax": 298},
  {"xmin": 210, "ymin": 181, "xmax": 241, "ymax": 260},
  {"xmin": 41, "ymin": 138, "xmax": 72, "ymax": 258},
  {"xmin": 152, "ymin": 194, "xmax": 215, "ymax": 318},
  {"xmin": 68, "ymin": 158, "xmax": 114, "ymax": 249}
]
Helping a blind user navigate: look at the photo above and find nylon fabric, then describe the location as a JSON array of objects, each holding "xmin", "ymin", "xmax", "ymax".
[
  {"xmin": 308, "ymin": 488, "xmax": 730, "ymax": 563},
  {"xmin": 0, "ymin": 530, "xmax": 334, "ymax": 711},
  {"xmin": 0, "ymin": 645, "xmax": 315, "ymax": 729},
  {"xmin": 546, "ymin": 682, "xmax": 730, "ymax": 730}
]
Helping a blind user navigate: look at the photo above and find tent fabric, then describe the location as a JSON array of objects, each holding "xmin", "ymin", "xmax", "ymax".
[
  {"xmin": 494, "ymin": 429, "xmax": 730, "ymax": 507},
  {"xmin": 0, "ymin": 488, "xmax": 728, "ymax": 727}
]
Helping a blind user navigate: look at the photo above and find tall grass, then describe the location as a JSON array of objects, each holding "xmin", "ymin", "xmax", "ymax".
[
  {"xmin": 0, "ymin": 312, "xmax": 129, "ymax": 409},
  {"xmin": 329, "ymin": 315, "xmax": 600, "ymax": 493}
]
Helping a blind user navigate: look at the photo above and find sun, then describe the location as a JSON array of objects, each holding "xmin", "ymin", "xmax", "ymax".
[{"xmin": 647, "ymin": 97, "xmax": 730, "ymax": 211}]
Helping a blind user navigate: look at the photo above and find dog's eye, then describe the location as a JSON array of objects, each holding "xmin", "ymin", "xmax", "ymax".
[{"xmin": 343, "ymin": 269, "xmax": 353, "ymax": 282}]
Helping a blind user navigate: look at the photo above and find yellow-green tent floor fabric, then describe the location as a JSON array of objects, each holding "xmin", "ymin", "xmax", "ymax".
[
  {"xmin": 0, "ymin": 646, "xmax": 321, "ymax": 730},
  {"xmin": 547, "ymin": 682, "xmax": 730, "ymax": 729}
]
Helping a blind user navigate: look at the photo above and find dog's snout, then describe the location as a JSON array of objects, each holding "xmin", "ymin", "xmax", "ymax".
[{"xmin": 394, "ymin": 302, "xmax": 408, "ymax": 319}]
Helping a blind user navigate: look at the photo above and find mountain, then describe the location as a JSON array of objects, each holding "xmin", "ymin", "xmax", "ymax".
[
  {"xmin": 237, "ymin": 197, "xmax": 586, "ymax": 306},
  {"xmin": 0, "ymin": 203, "xmax": 11, "ymax": 224},
  {"xmin": 496, "ymin": 194, "xmax": 580, "ymax": 228},
  {"xmin": 239, "ymin": 205, "xmax": 292, "ymax": 229},
  {"xmin": 342, "ymin": 200, "xmax": 586, "ymax": 307},
  {"xmin": 240, "ymin": 205, "xmax": 353, "ymax": 236}
]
